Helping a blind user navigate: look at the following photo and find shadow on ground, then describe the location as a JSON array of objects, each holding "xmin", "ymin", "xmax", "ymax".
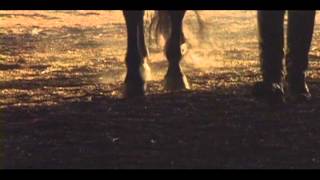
[{"xmin": 2, "ymin": 76, "xmax": 320, "ymax": 169}]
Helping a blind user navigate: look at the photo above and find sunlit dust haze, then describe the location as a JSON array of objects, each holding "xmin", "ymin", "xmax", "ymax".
[{"xmin": 0, "ymin": 11, "xmax": 320, "ymax": 107}]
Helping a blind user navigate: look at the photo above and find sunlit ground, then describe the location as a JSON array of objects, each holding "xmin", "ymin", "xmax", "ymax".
[
  {"xmin": 1, "ymin": 11, "xmax": 320, "ymax": 168},
  {"xmin": 0, "ymin": 11, "xmax": 320, "ymax": 108}
]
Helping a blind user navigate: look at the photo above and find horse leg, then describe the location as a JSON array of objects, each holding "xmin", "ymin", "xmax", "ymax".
[
  {"xmin": 123, "ymin": 11, "xmax": 150, "ymax": 97},
  {"xmin": 164, "ymin": 10, "xmax": 190, "ymax": 91},
  {"xmin": 286, "ymin": 10, "xmax": 315, "ymax": 102}
]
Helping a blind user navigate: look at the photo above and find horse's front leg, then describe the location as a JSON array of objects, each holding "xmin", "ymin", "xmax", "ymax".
[
  {"xmin": 123, "ymin": 11, "xmax": 150, "ymax": 97},
  {"xmin": 164, "ymin": 10, "xmax": 190, "ymax": 91}
]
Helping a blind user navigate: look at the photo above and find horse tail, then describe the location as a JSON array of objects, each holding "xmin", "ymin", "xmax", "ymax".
[
  {"xmin": 148, "ymin": 11, "xmax": 171, "ymax": 46},
  {"xmin": 193, "ymin": 11, "xmax": 206, "ymax": 40},
  {"xmin": 148, "ymin": 10, "xmax": 205, "ymax": 47}
]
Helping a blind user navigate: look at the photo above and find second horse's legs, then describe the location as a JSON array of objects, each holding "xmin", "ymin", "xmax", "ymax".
[{"xmin": 286, "ymin": 10, "xmax": 316, "ymax": 102}]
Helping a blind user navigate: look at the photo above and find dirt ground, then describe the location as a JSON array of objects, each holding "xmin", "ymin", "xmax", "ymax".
[{"xmin": 1, "ymin": 11, "xmax": 320, "ymax": 169}]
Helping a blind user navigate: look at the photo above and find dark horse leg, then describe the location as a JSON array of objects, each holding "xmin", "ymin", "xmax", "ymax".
[
  {"xmin": 254, "ymin": 10, "xmax": 316, "ymax": 103},
  {"xmin": 286, "ymin": 11, "xmax": 316, "ymax": 102},
  {"xmin": 164, "ymin": 10, "xmax": 190, "ymax": 91},
  {"xmin": 123, "ymin": 11, "xmax": 151, "ymax": 97},
  {"xmin": 253, "ymin": 11, "xmax": 286, "ymax": 104}
]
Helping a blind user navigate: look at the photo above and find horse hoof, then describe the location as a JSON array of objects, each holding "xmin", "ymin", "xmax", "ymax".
[
  {"xmin": 123, "ymin": 83, "xmax": 146, "ymax": 98},
  {"xmin": 123, "ymin": 62, "xmax": 150, "ymax": 98},
  {"xmin": 164, "ymin": 74, "xmax": 190, "ymax": 91},
  {"xmin": 252, "ymin": 81, "xmax": 285, "ymax": 105},
  {"xmin": 288, "ymin": 92, "xmax": 312, "ymax": 103}
]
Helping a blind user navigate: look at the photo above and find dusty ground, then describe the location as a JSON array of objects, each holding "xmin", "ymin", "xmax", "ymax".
[{"xmin": 1, "ymin": 10, "xmax": 320, "ymax": 169}]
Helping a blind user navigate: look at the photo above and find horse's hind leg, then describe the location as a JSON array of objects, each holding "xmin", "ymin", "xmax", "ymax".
[
  {"xmin": 123, "ymin": 11, "xmax": 150, "ymax": 97},
  {"xmin": 164, "ymin": 10, "xmax": 190, "ymax": 91}
]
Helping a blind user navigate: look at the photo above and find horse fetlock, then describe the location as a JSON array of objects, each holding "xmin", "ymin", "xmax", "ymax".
[{"xmin": 124, "ymin": 79, "xmax": 146, "ymax": 98}]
